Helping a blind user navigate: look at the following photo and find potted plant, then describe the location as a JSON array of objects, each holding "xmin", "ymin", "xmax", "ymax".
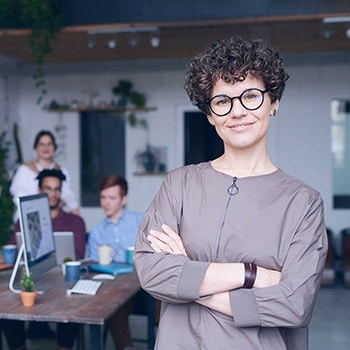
[
  {"xmin": 112, "ymin": 80, "xmax": 133, "ymax": 107},
  {"xmin": 111, "ymin": 80, "xmax": 148, "ymax": 128},
  {"xmin": 62, "ymin": 256, "xmax": 73, "ymax": 275},
  {"xmin": 20, "ymin": 272, "xmax": 37, "ymax": 307},
  {"xmin": 135, "ymin": 144, "xmax": 158, "ymax": 173}
]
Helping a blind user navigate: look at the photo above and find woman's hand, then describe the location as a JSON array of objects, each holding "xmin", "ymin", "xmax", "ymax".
[
  {"xmin": 148, "ymin": 224, "xmax": 188, "ymax": 257},
  {"xmin": 147, "ymin": 225, "xmax": 280, "ymax": 290},
  {"xmin": 254, "ymin": 266, "xmax": 281, "ymax": 288}
]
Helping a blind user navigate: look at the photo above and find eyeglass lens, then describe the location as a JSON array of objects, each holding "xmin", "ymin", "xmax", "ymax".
[{"xmin": 208, "ymin": 89, "xmax": 267, "ymax": 116}]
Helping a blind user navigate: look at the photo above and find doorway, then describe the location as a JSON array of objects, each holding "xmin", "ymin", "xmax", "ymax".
[{"xmin": 184, "ymin": 111, "xmax": 223, "ymax": 165}]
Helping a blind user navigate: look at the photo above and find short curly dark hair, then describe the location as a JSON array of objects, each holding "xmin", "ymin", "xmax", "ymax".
[
  {"xmin": 36, "ymin": 169, "xmax": 66, "ymax": 189},
  {"xmin": 184, "ymin": 36, "xmax": 289, "ymax": 115}
]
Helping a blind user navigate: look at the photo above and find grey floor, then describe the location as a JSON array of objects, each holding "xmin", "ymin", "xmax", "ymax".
[
  {"xmin": 1, "ymin": 286, "xmax": 349, "ymax": 349},
  {"xmin": 309, "ymin": 286, "xmax": 350, "ymax": 350}
]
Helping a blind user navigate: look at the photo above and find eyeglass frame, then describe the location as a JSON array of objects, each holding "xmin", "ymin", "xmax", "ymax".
[
  {"xmin": 206, "ymin": 88, "xmax": 270, "ymax": 117},
  {"xmin": 41, "ymin": 185, "xmax": 62, "ymax": 194}
]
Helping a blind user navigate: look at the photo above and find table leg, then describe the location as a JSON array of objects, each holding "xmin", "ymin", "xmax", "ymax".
[{"xmin": 89, "ymin": 324, "xmax": 102, "ymax": 349}]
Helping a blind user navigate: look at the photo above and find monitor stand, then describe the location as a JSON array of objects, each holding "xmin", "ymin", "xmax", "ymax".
[
  {"xmin": 9, "ymin": 244, "xmax": 27, "ymax": 294},
  {"xmin": 9, "ymin": 244, "xmax": 55, "ymax": 294}
]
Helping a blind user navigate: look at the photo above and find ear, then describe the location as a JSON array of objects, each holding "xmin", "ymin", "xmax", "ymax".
[
  {"xmin": 271, "ymin": 100, "xmax": 280, "ymax": 116},
  {"xmin": 207, "ymin": 114, "xmax": 215, "ymax": 126},
  {"xmin": 122, "ymin": 194, "xmax": 128, "ymax": 207}
]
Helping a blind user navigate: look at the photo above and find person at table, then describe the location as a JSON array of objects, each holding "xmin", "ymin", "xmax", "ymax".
[
  {"xmin": 4, "ymin": 169, "xmax": 87, "ymax": 350},
  {"xmin": 134, "ymin": 35, "xmax": 328, "ymax": 349},
  {"xmin": 88, "ymin": 174, "xmax": 143, "ymax": 350},
  {"xmin": 10, "ymin": 129, "xmax": 79, "ymax": 219}
]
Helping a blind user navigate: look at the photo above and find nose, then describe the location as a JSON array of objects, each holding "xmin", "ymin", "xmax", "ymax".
[{"xmin": 229, "ymin": 98, "xmax": 247, "ymax": 118}]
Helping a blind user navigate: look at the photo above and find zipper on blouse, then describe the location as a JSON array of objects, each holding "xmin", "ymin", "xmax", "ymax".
[
  {"xmin": 227, "ymin": 176, "xmax": 239, "ymax": 196},
  {"xmin": 215, "ymin": 177, "xmax": 239, "ymax": 258}
]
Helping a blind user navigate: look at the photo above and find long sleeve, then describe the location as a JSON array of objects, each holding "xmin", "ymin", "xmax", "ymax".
[
  {"xmin": 60, "ymin": 167, "xmax": 79, "ymax": 212},
  {"xmin": 10, "ymin": 165, "xmax": 38, "ymax": 202},
  {"xmin": 88, "ymin": 222, "xmax": 103, "ymax": 262},
  {"xmin": 230, "ymin": 193, "xmax": 327, "ymax": 328},
  {"xmin": 135, "ymin": 168, "xmax": 210, "ymax": 303}
]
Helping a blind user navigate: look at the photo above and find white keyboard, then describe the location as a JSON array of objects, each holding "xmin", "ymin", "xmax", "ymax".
[{"xmin": 66, "ymin": 279, "xmax": 102, "ymax": 295}]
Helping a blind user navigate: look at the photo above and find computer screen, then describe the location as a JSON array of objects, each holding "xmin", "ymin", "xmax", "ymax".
[
  {"xmin": 9, "ymin": 193, "xmax": 56, "ymax": 293},
  {"xmin": 18, "ymin": 193, "xmax": 55, "ymax": 263}
]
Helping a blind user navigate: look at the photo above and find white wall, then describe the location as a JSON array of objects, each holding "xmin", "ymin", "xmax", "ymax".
[{"xmin": 2, "ymin": 56, "xmax": 350, "ymax": 244}]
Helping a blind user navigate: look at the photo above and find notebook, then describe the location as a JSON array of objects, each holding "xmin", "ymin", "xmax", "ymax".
[
  {"xmin": 90, "ymin": 262, "xmax": 133, "ymax": 275},
  {"xmin": 16, "ymin": 231, "xmax": 76, "ymax": 265}
]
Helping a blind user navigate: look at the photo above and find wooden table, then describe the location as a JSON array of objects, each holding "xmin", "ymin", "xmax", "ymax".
[{"xmin": 0, "ymin": 266, "xmax": 141, "ymax": 349}]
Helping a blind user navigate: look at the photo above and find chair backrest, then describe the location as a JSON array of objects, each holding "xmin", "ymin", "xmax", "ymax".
[
  {"xmin": 340, "ymin": 228, "xmax": 350, "ymax": 286},
  {"xmin": 325, "ymin": 228, "xmax": 335, "ymax": 268},
  {"xmin": 341, "ymin": 228, "xmax": 350, "ymax": 268},
  {"xmin": 321, "ymin": 228, "xmax": 336, "ymax": 286}
]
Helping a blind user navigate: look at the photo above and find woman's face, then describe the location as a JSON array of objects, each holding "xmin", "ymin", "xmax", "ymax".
[
  {"xmin": 35, "ymin": 135, "xmax": 56, "ymax": 160},
  {"xmin": 207, "ymin": 75, "xmax": 279, "ymax": 152}
]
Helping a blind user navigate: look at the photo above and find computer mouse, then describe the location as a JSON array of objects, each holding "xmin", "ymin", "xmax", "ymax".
[{"xmin": 92, "ymin": 273, "xmax": 115, "ymax": 281}]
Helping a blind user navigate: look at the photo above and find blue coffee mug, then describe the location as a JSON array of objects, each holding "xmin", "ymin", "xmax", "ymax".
[
  {"xmin": 65, "ymin": 262, "xmax": 89, "ymax": 282},
  {"xmin": 2, "ymin": 245, "xmax": 17, "ymax": 265},
  {"xmin": 125, "ymin": 246, "xmax": 135, "ymax": 265}
]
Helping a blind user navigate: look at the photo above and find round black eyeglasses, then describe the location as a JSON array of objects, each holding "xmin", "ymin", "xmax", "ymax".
[{"xmin": 207, "ymin": 88, "xmax": 269, "ymax": 117}]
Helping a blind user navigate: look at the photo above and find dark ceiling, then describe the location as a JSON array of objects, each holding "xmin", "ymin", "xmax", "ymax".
[{"xmin": 0, "ymin": 1, "xmax": 350, "ymax": 65}]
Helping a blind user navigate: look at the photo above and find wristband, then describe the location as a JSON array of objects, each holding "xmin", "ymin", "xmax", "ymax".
[{"xmin": 243, "ymin": 263, "xmax": 257, "ymax": 289}]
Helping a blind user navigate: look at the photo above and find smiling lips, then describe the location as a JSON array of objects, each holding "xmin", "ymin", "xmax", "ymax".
[{"xmin": 228, "ymin": 121, "xmax": 255, "ymax": 130}]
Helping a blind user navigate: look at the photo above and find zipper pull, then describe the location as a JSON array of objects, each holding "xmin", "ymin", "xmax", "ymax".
[{"xmin": 227, "ymin": 176, "xmax": 239, "ymax": 196}]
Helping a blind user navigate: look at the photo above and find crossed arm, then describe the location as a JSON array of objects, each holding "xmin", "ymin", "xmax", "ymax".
[{"xmin": 147, "ymin": 224, "xmax": 281, "ymax": 316}]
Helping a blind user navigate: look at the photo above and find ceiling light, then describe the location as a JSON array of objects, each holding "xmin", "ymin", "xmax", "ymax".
[
  {"xmin": 322, "ymin": 26, "xmax": 332, "ymax": 39},
  {"xmin": 87, "ymin": 26, "xmax": 158, "ymax": 36},
  {"xmin": 86, "ymin": 27, "xmax": 160, "ymax": 49},
  {"xmin": 129, "ymin": 32, "xmax": 139, "ymax": 47},
  {"xmin": 150, "ymin": 32, "xmax": 160, "ymax": 48},
  {"xmin": 87, "ymin": 34, "xmax": 96, "ymax": 49},
  {"xmin": 107, "ymin": 35, "xmax": 117, "ymax": 49},
  {"xmin": 323, "ymin": 16, "xmax": 350, "ymax": 24},
  {"xmin": 346, "ymin": 27, "xmax": 350, "ymax": 39}
]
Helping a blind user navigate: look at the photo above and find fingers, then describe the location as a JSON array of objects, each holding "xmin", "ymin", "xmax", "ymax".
[
  {"xmin": 148, "ymin": 229, "xmax": 172, "ymax": 253},
  {"xmin": 147, "ymin": 225, "xmax": 187, "ymax": 256},
  {"xmin": 161, "ymin": 224, "xmax": 187, "ymax": 255}
]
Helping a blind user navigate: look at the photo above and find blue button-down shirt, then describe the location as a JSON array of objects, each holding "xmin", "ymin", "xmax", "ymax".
[{"xmin": 88, "ymin": 209, "xmax": 143, "ymax": 263}]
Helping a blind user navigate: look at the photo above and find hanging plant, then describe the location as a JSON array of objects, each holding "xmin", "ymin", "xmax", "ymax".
[
  {"xmin": 111, "ymin": 80, "xmax": 148, "ymax": 128},
  {"xmin": 0, "ymin": 0, "xmax": 64, "ymax": 105}
]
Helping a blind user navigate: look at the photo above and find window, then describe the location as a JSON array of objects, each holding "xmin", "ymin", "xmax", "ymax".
[
  {"xmin": 331, "ymin": 99, "xmax": 350, "ymax": 208},
  {"xmin": 80, "ymin": 112, "xmax": 125, "ymax": 206}
]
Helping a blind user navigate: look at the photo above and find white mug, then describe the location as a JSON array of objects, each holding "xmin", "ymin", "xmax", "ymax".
[{"xmin": 98, "ymin": 244, "xmax": 114, "ymax": 265}]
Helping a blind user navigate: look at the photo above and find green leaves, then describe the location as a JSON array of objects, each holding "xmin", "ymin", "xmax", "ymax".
[
  {"xmin": 21, "ymin": 272, "xmax": 35, "ymax": 292},
  {"xmin": 0, "ymin": 0, "xmax": 64, "ymax": 105},
  {"xmin": 111, "ymin": 80, "xmax": 148, "ymax": 128},
  {"xmin": 0, "ymin": 132, "xmax": 15, "ymax": 247}
]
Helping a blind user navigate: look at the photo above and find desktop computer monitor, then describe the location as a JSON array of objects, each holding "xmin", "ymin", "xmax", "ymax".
[
  {"xmin": 9, "ymin": 193, "xmax": 56, "ymax": 293},
  {"xmin": 19, "ymin": 193, "xmax": 55, "ymax": 263}
]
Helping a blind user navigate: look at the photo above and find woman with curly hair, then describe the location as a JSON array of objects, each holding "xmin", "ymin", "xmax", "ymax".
[{"xmin": 134, "ymin": 36, "xmax": 327, "ymax": 349}]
